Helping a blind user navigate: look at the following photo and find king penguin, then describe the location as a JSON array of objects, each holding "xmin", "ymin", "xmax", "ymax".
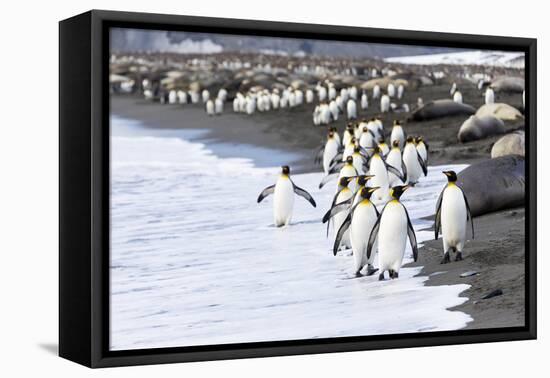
[
  {"xmin": 333, "ymin": 186, "xmax": 381, "ymax": 276},
  {"xmin": 257, "ymin": 166, "xmax": 316, "ymax": 227},
  {"xmin": 367, "ymin": 185, "xmax": 418, "ymax": 280},
  {"xmin": 403, "ymin": 136, "xmax": 427, "ymax": 185},
  {"xmin": 322, "ymin": 176, "xmax": 355, "ymax": 250},
  {"xmin": 434, "ymin": 171, "xmax": 474, "ymax": 263},
  {"xmin": 386, "ymin": 140, "xmax": 407, "ymax": 187},
  {"xmin": 390, "ymin": 120, "xmax": 405, "ymax": 149}
]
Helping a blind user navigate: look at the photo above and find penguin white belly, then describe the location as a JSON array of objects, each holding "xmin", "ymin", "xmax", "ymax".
[
  {"xmin": 378, "ymin": 202, "xmax": 408, "ymax": 273},
  {"xmin": 391, "ymin": 127, "xmax": 405, "ymax": 148},
  {"xmin": 323, "ymin": 140, "xmax": 339, "ymax": 174},
  {"xmin": 351, "ymin": 203, "xmax": 378, "ymax": 272},
  {"xmin": 403, "ymin": 145, "xmax": 421, "ymax": 184},
  {"xmin": 386, "ymin": 150, "xmax": 404, "ymax": 186},
  {"xmin": 333, "ymin": 189, "xmax": 353, "ymax": 249},
  {"xmin": 273, "ymin": 177, "xmax": 294, "ymax": 227},
  {"xmin": 369, "ymin": 157, "xmax": 390, "ymax": 201},
  {"xmin": 417, "ymin": 143, "xmax": 427, "ymax": 163},
  {"xmin": 352, "ymin": 154, "xmax": 364, "ymax": 175},
  {"xmin": 441, "ymin": 186, "xmax": 467, "ymax": 250}
]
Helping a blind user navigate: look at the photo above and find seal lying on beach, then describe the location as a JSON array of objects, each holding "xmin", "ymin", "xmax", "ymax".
[
  {"xmin": 488, "ymin": 76, "xmax": 525, "ymax": 93},
  {"xmin": 491, "ymin": 131, "xmax": 525, "ymax": 158},
  {"xmin": 457, "ymin": 115, "xmax": 506, "ymax": 143},
  {"xmin": 457, "ymin": 155, "xmax": 524, "ymax": 217},
  {"xmin": 409, "ymin": 99, "xmax": 475, "ymax": 121},
  {"xmin": 476, "ymin": 103, "xmax": 523, "ymax": 121}
]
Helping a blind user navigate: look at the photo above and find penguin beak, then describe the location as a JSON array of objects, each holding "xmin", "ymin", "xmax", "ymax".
[
  {"xmin": 368, "ymin": 186, "xmax": 380, "ymax": 193},
  {"xmin": 443, "ymin": 171, "xmax": 450, "ymax": 176},
  {"xmin": 402, "ymin": 185, "xmax": 410, "ymax": 192}
]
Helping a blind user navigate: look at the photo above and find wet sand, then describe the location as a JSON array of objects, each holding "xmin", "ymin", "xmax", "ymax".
[
  {"xmin": 110, "ymin": 86, "xmax": 526, "ymax": 330},
  {"xmin": 410, "ymin": 208, "xmax": 525, "ymax": 329}
]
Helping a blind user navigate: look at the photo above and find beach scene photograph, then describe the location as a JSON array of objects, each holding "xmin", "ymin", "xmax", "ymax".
[{"xmin": 108, "ymin": 27, "xmax": 526, "ymax": 351}]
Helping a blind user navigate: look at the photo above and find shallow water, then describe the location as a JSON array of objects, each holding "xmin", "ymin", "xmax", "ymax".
[{"xmin": 110, "ymin": 115, "xmax": 471, "ymax": 351}]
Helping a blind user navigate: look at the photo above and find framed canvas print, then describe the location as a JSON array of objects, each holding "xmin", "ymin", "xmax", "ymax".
[{"xmin": 59, "ymin": 10, "xmax": 536, "ymax": 368}]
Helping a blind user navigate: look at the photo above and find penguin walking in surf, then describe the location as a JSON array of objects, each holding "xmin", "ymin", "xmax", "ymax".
[
  {"xmin": 434, "ymin": 171, "xmax": 474, "ymax": 263},
  {"xmin": 403, "ymin": 136, "xmax": 427, "ymax": 185},
  {"xmin": 322, "ymin": 176, "xmax": 357, "ymax": 250},
  {"xmin": 367, "ymin": 185, "xmax": 418, "ymax": 280},
  {"xmin": 386, "ymin": 140, "xmax": 408, "ymax": 187},
  {"xmin": 258, "ymin": 166, "xmax": 316, "ymax": 227},
  {"xmin": 390, "ymin": 120, "xmax": 405, "ymax": 149},
  {"xmin": 415, "ymin": 136, "xmax": 429, "ymax": 166},
  {"xmin": 332, "ymin": 186, "xmax": 381, "ymax": 276},
  {"xmin": 320, "ymin": 155, "xmax": 358, "ymax": 189},
  {"xmin": 314, "ymin": 129, "xmax": 341, "ymax": 174}
]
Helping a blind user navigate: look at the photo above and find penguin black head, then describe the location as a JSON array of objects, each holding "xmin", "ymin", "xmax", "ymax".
[
  {"xmin": 350, "ymin": 137, "xmax": 357, "ymax": 144},
  {"xmin": 373, "ymin": 145, "xmax": 381, "ymax": 155},
  {"xmin": 328, "ymin": 130, "xmax": 334, "ymax": 138},
  {"xmin": 330, "ymin": 126, "xmax": 338, "ymax": 133},
  {"xmin": 362, "ymin": 126, "xmax": 368, "ymax": 133},
  {"xmin": 393, "ymin": 120, "xmax": 401, "ymax": 126},
  {"xmin": 281, "ymin": 165, "xmax": 290, "ymax": 175},
  {"xmin": 392, "ymin": 140, "xmax": 400, "ymax": 148},
  {"xmin": 443, "ymin": 170, "xmax": 457, "ymax": 183},
  {"xmin": 406, "ymin": 136, "xmax": 415, "ymax": 144},
  {"xmin": 346, "ymin": 123, "xmax": 354, "ymax": 131},
  {"xmin": 353, "ymin": 145, "xmax": 361, "ymax": 153},
  {"xmin": 339, "ymin": 176, "xmax": 352, "ymax": 187},
  {"xmin": 345, "ymin": 156, "xmax": 354, "ymax": 164},
  {"xmin": 390, "ymin": 185, "xmax": 410, "ymax": 200},
  {"xmin": 360, "ymin": 186, "xmax": 380, "ymax": 200},
  {"xmin": 416, "ymin": 136, "xmax": 424, "ymax": 144},
  {"xmin": 356, "ymin": 174, "xmax": 374, "ymax": 187}
]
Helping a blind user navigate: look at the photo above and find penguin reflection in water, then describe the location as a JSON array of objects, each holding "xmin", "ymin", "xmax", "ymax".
[
  {"xmin": 367, "ymin": 185, "xmax": 418, "ymax": 280},
  {"xmin": 435, "ymin": 171, "xmax": 474, "ymax": 263},
  {"xmin": 257, "ymin": 166, "xmax": 317, "ymax": 227}
]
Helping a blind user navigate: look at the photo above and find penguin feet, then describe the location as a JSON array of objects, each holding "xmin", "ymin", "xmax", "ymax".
[
  {"xmin": 455, "ymin": 252, "xmax": 463, "ymax": 262},
  {"xmin": 355, "ymin": 271, "xmax": 363, "ymax": 278},
  {"xmin": 378, "ymin": 272, "xmax": 385, "ymax": 281},
  {"xmin": 366, "ymin": 264, "xmax": 379, "ymax": 276},
  {"xmin": 440, "ymin": 252, "xmax": 451, "ymax": 264},
  {"xmin": 389, "ymin": 270, "xmax": 399, "ymax": 279}
]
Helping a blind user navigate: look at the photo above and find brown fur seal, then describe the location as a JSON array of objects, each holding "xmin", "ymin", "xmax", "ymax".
[{"xmin": 458, "ymin": 115, "xmax": 506, "ymax": 143}]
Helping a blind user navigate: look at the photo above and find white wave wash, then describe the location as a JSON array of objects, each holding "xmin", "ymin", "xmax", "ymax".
[
  {"xmin": 385, "ymin": 50, "xmax": 525, "ymax": 68},
  {"xmin": 110, "ymin": 116, "xmax": 471, "ymax": 351}
]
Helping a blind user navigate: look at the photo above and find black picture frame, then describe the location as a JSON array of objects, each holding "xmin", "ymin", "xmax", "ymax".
[{"xmin": 59, "ymin": 9, "xmax": 537, "ymax": 368}]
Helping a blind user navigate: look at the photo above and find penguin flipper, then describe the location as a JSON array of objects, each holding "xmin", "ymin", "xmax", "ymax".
[
  {"xmin": 314, "ymin": 144, "xmax": 325, "ymax": 164},
  {"xmin": 386, "ymin": 162, "xmax": 406, "ymax": 183},
  {"xmin": 292, "ymin": 182, "xmax": 316, "ymax": 207},
  {"xmin": 366, "ymin": 209, "xmax": 382, "ymax": 260},
  {"xmin": 417, "ymin": 151, "xmax": 428, "ymax": 176},
  {"xmin": 257, "ymin": 184, "xmax": 275, "ymax": 203},
  {"xmin": 462, "ymin": 190, "xmax": 475, "ymax": 239},
  {"xmin": 404, "ymin": 206, "xmax": 419, "ymax": 262},
  {"xmin": 333, "ymin": 213, "xmax": 352, "ymax": 256},
  {"xmin": 322, "ymin": 198, "xmax": 353, "ymax": 223},
  {"xmin": 329, "ymin": 153, "xmax": 343, "ymax": 168},
  {"xmin": 319, "ymin": 173, "xmax": 337, "ymax": 189},
  {"xmin": 434, "ymin": 188, "xmax": 444, "ymax": 240},
  {"xmin": 401, "ymin": 160, "xmax": 408, "ymax": 183},
  {"xmin": 328, "ymin": 161, "xmax": 345, "ymax": 175}
]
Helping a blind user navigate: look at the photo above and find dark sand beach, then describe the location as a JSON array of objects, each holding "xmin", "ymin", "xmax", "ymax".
[{"xmin": 111, "ymin": 86, "xmax": 526, "ymax": 330}]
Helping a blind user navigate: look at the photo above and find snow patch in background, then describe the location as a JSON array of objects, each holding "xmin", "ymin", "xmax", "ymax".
[{"xmin": 385, "ymin": 50, "xmax": 525, "ymax": 68}]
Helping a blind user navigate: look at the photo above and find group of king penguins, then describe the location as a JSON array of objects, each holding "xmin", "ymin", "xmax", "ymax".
[{"xmin": 257, "ymin": 118, "xmax": 474, "ymax": 281}]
